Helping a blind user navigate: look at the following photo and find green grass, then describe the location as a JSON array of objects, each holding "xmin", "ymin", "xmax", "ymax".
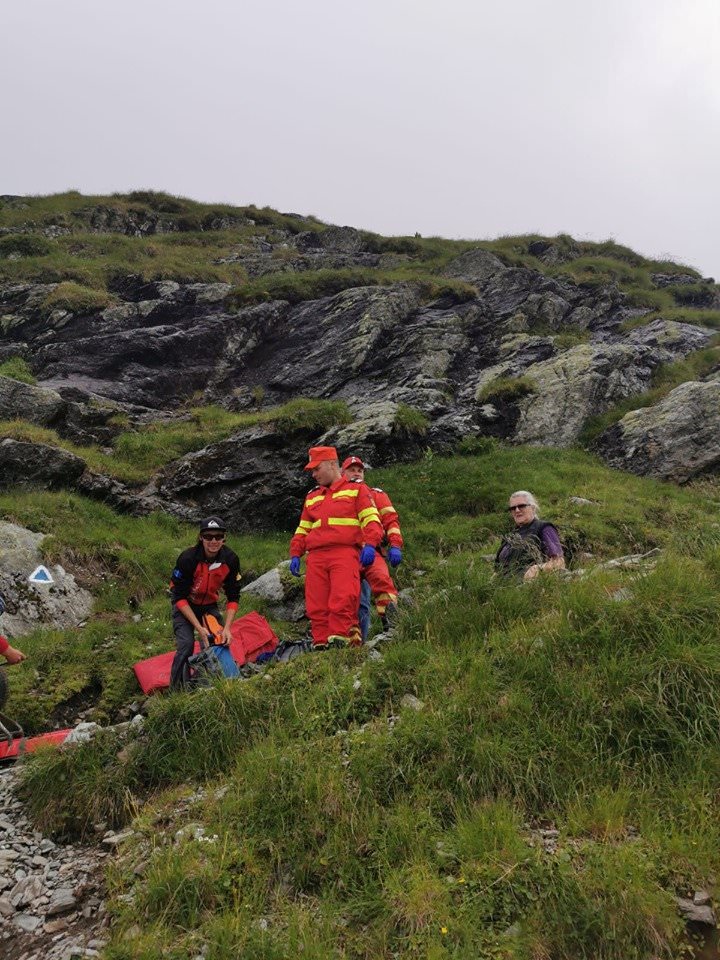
[
  {"xmin": 393, "ymin": 404, "xmax": 430, "ymax": 436},
  {"xmin": 10, "ymin": 445, "xmax": 720, "ymax": 958},
  {"xmin": 0, "ymin": 398, "xmax": 352, "ymax": 483},
  {"xmin": 40, "ymin": 280, "xmax": 115, "ymax": 316},
  {"xmin": 621, "ymin": 307, "xmax": 720, "ymax": 332},
  {"xmin": 0, "ymin": 356, "xmax": 36, "ymax": 383},
  {"xmin": 477, "ymin": 375, "xmax": 536, "ymax": 404}
]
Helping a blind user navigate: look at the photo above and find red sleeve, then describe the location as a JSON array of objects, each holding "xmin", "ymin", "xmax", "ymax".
[
  {"xmin": 357, "ymin": 484, "xmax": 384, "ymax": 548},
  {"xmin": 376, "ymin": 490, "xmax": 404, "ymax": 548},
  {"xmin": 0, "ymin": 635, "xmax": 9, "ymax": 655},
  {"xmin": 290, "ymin": 503, "xmax": 312, "ymax": 557}
]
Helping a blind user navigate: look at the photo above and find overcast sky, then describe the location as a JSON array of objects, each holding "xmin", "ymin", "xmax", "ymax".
[{"xmin": 2, "ymin": 0, "xmax": 719, "ymax": 278}]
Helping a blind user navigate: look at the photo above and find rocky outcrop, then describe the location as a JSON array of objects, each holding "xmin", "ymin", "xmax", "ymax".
[
  {"xmin": 0, "ymin": 439, "xmax": 86, "ymax": 489},
  {"xmin": 593, "ymin": 376, "xmax": 720, "ymax": 482},
  {"xmin": 2, "ymin": 229, "xmax": 719, "ymax": 488},
  {"xmin": 240, "ymin": 562, "xmax": 306, "ymax": 621},
  {"xmin": 0, "ymin": 376, "xmax": 65, "ymax": 427},
  {"xmin": 0, "ymin": 521, "xmax": 93, "ymax": 637},
  {"xmin": 154, "ymin": 425, "xmax": 316, "ymax": 530},
  {"xmin": 511, "ymin": 319, "xmax": 713, "ymax": 446}
]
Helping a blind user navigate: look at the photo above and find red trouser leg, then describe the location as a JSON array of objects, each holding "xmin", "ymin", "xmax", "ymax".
[
  {"xmin": 326, "ymin": 546, "xmax": 361, "ymax": 643},
  {"xmin": 305, "ymin": 551, "xmax": 330, "ymax": 646},
  {"xmin": 363, "ymin": 553, "xmax": 398, "ymax": 616}
]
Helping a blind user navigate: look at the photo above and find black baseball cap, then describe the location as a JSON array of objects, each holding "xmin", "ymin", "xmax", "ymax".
[{"xmin": 199, "ymin": 516, "xmax": 226, "ymax": 534}]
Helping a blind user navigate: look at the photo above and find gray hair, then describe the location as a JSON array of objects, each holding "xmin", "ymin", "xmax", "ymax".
[{"xmin": 509, "ymin": 490, "xmax": 539, "ymax": 515}]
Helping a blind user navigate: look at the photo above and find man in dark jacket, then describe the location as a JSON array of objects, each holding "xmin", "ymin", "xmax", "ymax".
[{"xmin": 169, "ymin": 517, "xmax": 241, "ymax": 689}]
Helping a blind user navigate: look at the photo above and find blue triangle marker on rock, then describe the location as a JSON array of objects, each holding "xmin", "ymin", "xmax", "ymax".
[{"xmin": 29, "ymin": 565, "xmax": 54, "ymax": 584}]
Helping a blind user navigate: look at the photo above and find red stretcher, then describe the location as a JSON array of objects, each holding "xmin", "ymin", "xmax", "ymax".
[
  {"xmin": 133, "ymin": 611, "xmax": 278, "ymax": 695},
  {"xmin": 0, "ymin": 727, "xmax": 73, "ymax": 761}
]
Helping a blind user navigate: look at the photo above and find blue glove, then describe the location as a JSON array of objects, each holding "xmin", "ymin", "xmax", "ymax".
[
  {"xmin": 359, "ymin": 545, "xmax": 376, "ymax": 567},
  {"xmin": 387, "ymin": 547, "xmax": 402, "ymax": 567},
  {"xmin": 289, "ymin": 557, "xmax": 301, "ymax": 577},
  {"xmin": 0, "ymin": 594, "xmax": 5, "ymax": 616}
]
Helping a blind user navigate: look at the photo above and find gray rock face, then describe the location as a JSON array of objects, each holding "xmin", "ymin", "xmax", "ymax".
[
  {"xmin": 442, "ymin": 248, "xmax": 507, "ymax": 286},
  {"xmin": 676, "ymin": 895, "xmax": 716, "ymax": 926},
  {"xmin": 0, "ymin": 521, "xmax": 93, "ymax": 637},
  {"xmin": 0, "ymin": 438, "xmax": 86, "ymax": 489},
  {"xmin": 241, "ymin": 562, "xmax": 306, "ymax": 621},
  {"xmin": 0, "ymin": 376, "xmax": 66, "ymax": 427},
  {"xmin": 511, "ymin": 320, "xmax": 713, "ymax": 446},
  {"xmin": 1, "ymin": 237, "xmax": 719, "ymax": 496},
  {"xmin": 594, "ymin": 377, "xmax": 720, "ymax": 482},
  {"xmin": 155, "ymin": 425, "xmax": 315, "ymax": 530}
]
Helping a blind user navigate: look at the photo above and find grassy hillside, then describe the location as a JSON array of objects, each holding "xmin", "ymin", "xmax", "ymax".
[
  {"xmin": 2, "ymin": 192, "xmax": 718, "ymax": 326},
  {"xmin": 7, "ymin": 444, "xmax": 720, "ymax": 959}
]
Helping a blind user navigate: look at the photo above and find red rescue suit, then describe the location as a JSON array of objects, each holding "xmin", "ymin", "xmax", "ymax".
[
  {"xmin": 358, "ymin": 486, "xmax": 402, "ymax": 617},
  {"xmin": 373, "ymin": 487, "xmax": 404, "ymax": 548},
  {"xmin": 290, "ymin": 478, "xmax": 384, "ymax": 646}
]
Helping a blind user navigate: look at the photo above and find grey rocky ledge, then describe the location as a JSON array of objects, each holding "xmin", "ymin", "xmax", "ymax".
[{"xmin": 593, "ymin": 376, "xmax": 720, "ymax": 482}]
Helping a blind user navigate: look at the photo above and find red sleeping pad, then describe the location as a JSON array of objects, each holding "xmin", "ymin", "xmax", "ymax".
[
  {"xmin": 0, "ymin": 728, "xmax": 73, "ymax": 761},
  {"xmin": 133, "ymin": 612, "xmax": 279, "ymax": 695}
]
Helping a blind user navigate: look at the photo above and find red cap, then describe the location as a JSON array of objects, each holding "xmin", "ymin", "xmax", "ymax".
[
  {"xmin": 342, "ymin": 455, "xmax": 367, "ymax": 470},
  {"xmin": 304, "ymin": 446, "xmax": 339, "ymax": 470}
]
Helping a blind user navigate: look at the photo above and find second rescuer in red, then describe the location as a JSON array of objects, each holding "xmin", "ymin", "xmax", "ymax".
[{"xmin": 289, "ymin": 446, "xmax": 384, "ymax": 648}]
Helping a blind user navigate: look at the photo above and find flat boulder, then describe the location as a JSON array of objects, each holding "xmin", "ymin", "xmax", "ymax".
[
  {"xmin": 0, "ymin": 521, "xmax": 93, "ymax": 637},
  {"xmin": 241, "ymin": 562, "xmax": 306, "ymax": 621}
]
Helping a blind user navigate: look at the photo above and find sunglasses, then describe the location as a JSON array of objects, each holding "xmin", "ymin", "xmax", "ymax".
[
  {"xmin": 201, "ymin": 533, "xmax": 225, "ymax": 541},
  {"xmin": 508, "ymin": 504, "xmax": 530, "ymax": 512}
]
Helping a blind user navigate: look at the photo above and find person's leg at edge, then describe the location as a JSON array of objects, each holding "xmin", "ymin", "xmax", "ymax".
[
  {"xmin": 363, "ymin": 553, "xmax": 398, "ymax": 624},
  {"xmin": 170, "ymin": 604, "xmax": 197, "ymax": 689},
  {"xmin": 358, "ymin": 578, "xmax": 372, "ymax": 642},
  {"xmin": 305, "ymin": 551, "xmax": 331, "ymax": 647}
]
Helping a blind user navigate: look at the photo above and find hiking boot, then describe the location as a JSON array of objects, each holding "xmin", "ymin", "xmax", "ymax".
[
  {"xmin": 382, "ymin": 602, "xmax": 398, "ymax": 630},
  {"xmin": 312, "ymin": 641, "xmax": 329, "ymax": 652},
  {"xmin": 327, "ymin": 635, "xmax": 348, "ymax": 649}
]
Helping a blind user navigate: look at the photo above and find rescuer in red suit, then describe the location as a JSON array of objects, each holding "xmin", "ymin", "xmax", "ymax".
[
  {"xmin": 342, "ymin": 455, "xmax": 401, "ymax": 638},
  {"xmin": 289, "ymin": 446, "xmax": 385, "ymax": 649}
]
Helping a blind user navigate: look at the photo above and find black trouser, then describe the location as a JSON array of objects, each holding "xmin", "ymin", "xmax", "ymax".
[{"xmin": 170, "ymin": 602, "xmax": 222, "ymax": 690}]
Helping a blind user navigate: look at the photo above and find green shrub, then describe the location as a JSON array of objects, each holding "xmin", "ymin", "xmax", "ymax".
[
  {"xmin": 228, "ymin": 268, "xmax": 380, "ymax": 308},
  {"xmin": 671, "ymin": 282, "xmax": 716, "ymax": 307},
  {"xmin": 553, "ymin": 331, "xmax": 590, "ymax": 349},
  {"xmin": 477, "ymin": 374, "xmax": 536, "ymax": 403},
  {"xmin": 455, "ymin": 436, "xmax": 498, "ymax": 457},
  {"xmin": 126, "ymin": 191, "xmax": 186, "ymax": 214},
  {"xmin": 0, "ymin": 234, "xmax": 52, "ymax": 258},
  {"xmin": 0, "ymin": 356, "xmax": 36, "ymax": 384},
  {"xmin": 394, "ymin": 404, "xmax": 429, "ymax": 436},
  {"xmin": 270, "ymin": 398, "xmax": 352, "ymax": 433},
  {"xmin": 41, "ymin": 281, "xmax": 113, "ymax": 316}
]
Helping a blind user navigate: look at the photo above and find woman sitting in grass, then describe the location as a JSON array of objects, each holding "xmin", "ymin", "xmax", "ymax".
[{"xmin": 495, "ymin": 491, "xmax": 565, "ymax": 581}]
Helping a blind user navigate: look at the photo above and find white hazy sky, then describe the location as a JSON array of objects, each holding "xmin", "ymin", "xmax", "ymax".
[{"xmin": 2, "ymin": 0, "xmax": 719, "ymax": 278}]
